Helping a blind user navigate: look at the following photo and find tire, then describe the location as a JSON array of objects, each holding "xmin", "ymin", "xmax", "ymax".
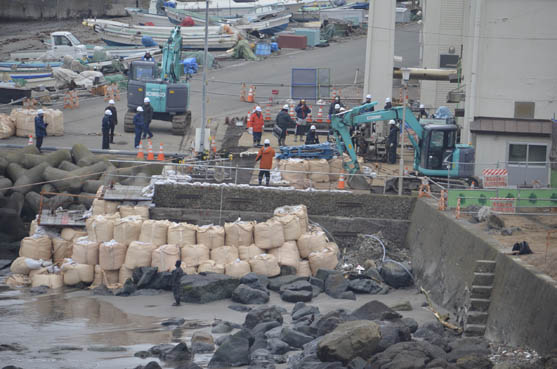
[
  {"xmin": 124, "ymin": 110, "xmax": 135, "ymax": 133},
  {"xmin": 171, "ymin": 111, "xmax": 191, "ymax": 136}
]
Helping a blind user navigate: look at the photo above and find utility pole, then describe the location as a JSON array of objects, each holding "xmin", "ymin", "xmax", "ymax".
[
  {"xmin": 199, "ymin": 0, "xmax": 209, "ymax": 153},
  {"xmin": 399, "ymin": 69, "xmax": 410, "ymax": 195}
]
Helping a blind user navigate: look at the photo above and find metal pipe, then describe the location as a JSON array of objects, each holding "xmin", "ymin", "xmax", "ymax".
[
  {"xmin": 0, "ymin": 144, "xmax": 185, "ymax": 158},
  {"xmin": 199, "ymin": 0, "xmax": 210, "ymax": 153},
  {"xmin": 393, "ymin": 68, "xmax": 458, "ymax": 81}
]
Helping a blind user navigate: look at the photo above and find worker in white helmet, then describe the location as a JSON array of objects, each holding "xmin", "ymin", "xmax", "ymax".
[
  {"xmin": 102, "ymin": 109, "xmax": 112, "ymax": 150},
  {"xmin": 134, "ymin": 106, "xmax": 145, "ymax": 149},
  {"xmin": 329, "ymin": 95, "xmax": 345, "ymax": 119},
  {"xmin": 275, "ymin": 104, "xmax": 295, "ymax": 146},
  {"xmin": 384, "ymin": 97, "xmax": 392, "ymax": 110},
  {"xmin": 387, "ymin": 119, "xmax": 399, "ymax": 164},
  {"xmin": 362, "ymin": 94, "xmax": 375, "ymax": 112},
  {"xmin": 255, "ymin": 138, "xmax": 275, "ymax": 186},
  {"xmin": 248, "ymin": 106, "xmax": 265, "ymax": 147},
  {"xmin": 419, "ymin": 103, "xmax": 428, "ymax": 120},
  {"xmin": 142, "ymin": 97, "xmax": 154, "ymax": 140},
  {"xmin": 34, "ymin": 109, "xmax": 48, "ymax": 153},
  {"xmin": 305, "ymin": 124, "xmax": 320, "ymax": 145},
  {"xmin": 105, "ymin": 99, "xmax": 118, "ymax": 143}
]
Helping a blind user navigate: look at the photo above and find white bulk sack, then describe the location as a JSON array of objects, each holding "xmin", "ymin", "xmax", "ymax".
[
  {"xmin": 61, "ymin": 228, "xmax": 87, "ymax": 242},
  {"xmin": 0, "ymin": 113, "xmax": 15, "ymax": 139},
  {"xmin": 12, "ymin": 108, "xmax": 64, "ymax": 137},
  {"xmin": 151, "ymin": 244, "xmax": 180, "ymax": 272},
  {"xmin": 113, "ymin": 216, "xmax": 143, "ymax": 246},
  {"xmin": 124, "ymin": 241, "xmax": 157, "ymax": 269},
  {"xmin": 224, "ymin": 221, "xmax": 254, "ymax": 247},
  {"xmin": 210, "ymin": 246, "xmax": 239, "ymax": 265},
  {"xmin": 91, "ymin": 199, "xmax": 119, "ymax": 216},
  {"xmin": 225, "ymin": 259, "xmax": 251, "ymax": 278},
  {"xmin": 19, "ymin": 236, "xmax": 52, "ymax": 260},
  {"xmin": 269, "ymin": 241, "xmax": 300, "ymax": 270},
  {"xmin": 10, "ymin": 256, "xmax": 43, "ymax": 275},
  {"xmin": 297, "ymin": 230, "xmax": 329, "ymax": 258},
  {"xmin": 72, "ymin": 237, "xmax": 99, "ymax": 265},
  {"xmin": 249, "ymin": 254, "xmax": 280, "ymax": 277},
  {"xmin": 308, "ymin": 159, "xmax": 330, "ymax": 183},
  {"xmin": 52, "ymin": 237, "xmax": 72, "ymax": 263},
  {"xmin": 62, "ymin": 262, "xmax": 95, "ymax": 285},
  {"xmin": 308, "ymin": 247, "xmax": 338, "ymax": 275},
  {"xmin": 119, "ymin": 265, "xmax": 134, "ymax": 284},
  {"xmin": 197, "ymin": 225, "xmax": 225, "ymax": 250},
  {"xmin": 328, "ymin": 157, "xmax": 344, "ymax": 182},
  {"xmin": 86, "ymin": 214, "xmax": 120, "ymax": 243},
  {"xmin": 119, "ymin": 205, "xmax": 149, "ymax": 219},
  {"xmin": 274, "ymin": 205, "xmax": 309, "ymax": 232},
  {"xmin": 275, "ymin": 215, "xmax": 303, "ymax": 241},
  {"xmin": 31, "ymin": 272, "xmax": 63, "ymax": 289},
  {"xmin": 254, "ymin": 219, "xmax": 284, "ymax": 250},
  {"xmin": 99, "ymin": 240, "xmax": 127, "ymax": 271},
  {"xmin": 279, "ymin": 159, "xmax": 309, "ymax": 186},
  {"xmin": 238, "ymin": 244, "xmax": 263, "ymax": 261},
  {"xmin": 182, "ymin": 265, "xmax": 198, "ymax": 274},
  {"xmin": 168, "ymin": 222, "xmax": 197, "ymax": 245},
  {"xmin": 181, "ymin": 244, "xmax": 210, "ymax": 267},
  {"xmin": 139, "ymin": 220, "xmax": 171, "ymax": 246},
  {"xmin": 297, "ymin": 260, "xmax": 312, "ymax": 277},
  {"xmin": 198, "ymin": 260, "xmax": 225, "ymax": 274}
]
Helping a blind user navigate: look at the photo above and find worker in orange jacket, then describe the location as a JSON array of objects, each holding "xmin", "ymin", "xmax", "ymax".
[
  {"xmin": 255, "ymin": 139, "xmax": 275, "ymax": 186},
  {"xmin": 248, "ymin": 106, "xmax": 265, "ymax": 147}
]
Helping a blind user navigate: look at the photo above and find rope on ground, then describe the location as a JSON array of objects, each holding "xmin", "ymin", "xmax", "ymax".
[{"xmin": 420, "ymin": 286, "xmax": 463, "ymax": 333}]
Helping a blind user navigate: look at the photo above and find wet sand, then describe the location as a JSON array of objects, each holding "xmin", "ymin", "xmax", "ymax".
[{"xmin": 0, "ymin": 280, "xmax": 445, "ymax": 369}]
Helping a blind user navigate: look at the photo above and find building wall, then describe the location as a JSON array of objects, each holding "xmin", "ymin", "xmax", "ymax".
[
  {"xmin": 463, "ymin": 0, "xmax": 557, "ymax": 140},
  {"xmin": 0, "ymin": 0, "xmax": 149, "ymax": 19}
]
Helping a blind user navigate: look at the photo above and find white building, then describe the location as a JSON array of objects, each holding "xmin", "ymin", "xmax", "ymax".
[{"xmin": 422, "ymin": 0, "xmax": 556, "ymax": 186}]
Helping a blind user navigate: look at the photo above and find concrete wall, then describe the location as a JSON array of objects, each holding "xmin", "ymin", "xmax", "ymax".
[
  {"xmin": 406, "ymin": 199, "xmax": 557, "ymax": 354},
  {"xmin": 152, "ymin": 184, "xmax": 416, "ymax": 248},
  {"xmin": 0, "ymin": 0, "xmax": 150, "ymax": 20}
]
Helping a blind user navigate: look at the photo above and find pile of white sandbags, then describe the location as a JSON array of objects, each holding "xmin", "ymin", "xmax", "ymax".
[
  {"xmin": 10, "ymin": 108, "xmax": 64, "ymax": 137},
  {"xmin": 278, "ymin": 155, "xmax": 364, "ymax": 188},
  {"xmin": 0, "ymin": 113, "xmax": 16, "ymax": 139}
]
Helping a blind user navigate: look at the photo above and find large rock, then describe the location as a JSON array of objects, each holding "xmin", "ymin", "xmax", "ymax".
[
  {"xmin": 208, "ymin": 332, "xmax": 250, "ymax": 368},
  {"xmin": 180, "ymin": 273, "xmax": 241, "ymax": 304},
  {"xmin": 380, "ymin": 262, "xmax": 413, "ymax": 288},
  {"xmin": 232, "ymin": 284, "xmax": 270, "ymax": 305},
  {"xmin": 191, "ymin": 331, "xmax": 215, "ymax": 353},
  {"xmin": 317, "ymin": 320, "xmax": 381, "ymax": 364},
  {"xmin": 292, "ymin": 304, "xmax": 320, "ymax": 321},
  {"xmin": 324, "ymin": 274, "xmax": 351, "ymax": 299},
  {"xmin": 161, "ymin": 342, "xmax": 191, "ymax": 363},
  {"xmin": 349, "ymin": 300, "xmax": 401, "ymax": 321},
  {"xmin": 244, "ymin": 305, "xmax": 284, "ymax": 330},
  {"xmin": 314, "ymin": 309, "xmax": 350, "ymax": 337},
  {"xmin": 368, "ymin": 341, "xmax": 447, "ymax": 369},
  {"xmin": 348, "ymin": 278, "xmax": 384, "ymax": 294},
  {"xmin": 268, "ymin": 275, "xmax": 307, "ymax": 292},
  {"xmin": 376, "ymin": 322, "xmax": 411, "ymax": 352},
  {"xmin": 280, "ymin": 327, "xmax": 314, "ymax": 349},
  {"xmin": 240, "ymin": 273, "xmax": 270, "ymax": 291},
  {"xmin": 252, "ymin": 321, "xmax": 282, "ymax": 337},
  {"xmin": 267, "ymin": 338, "xmax": 291, "ymax": 355},
  {"xmin": 281, "ymin": 290, "xmax": 313, "ymax": 303},
  {"xmin": 446, "ymin": 337, "xmax": 491, "ymax": 362},
  {"xmin": 137, "ymin": 267, "xmax": 159, "ymax": 289}
]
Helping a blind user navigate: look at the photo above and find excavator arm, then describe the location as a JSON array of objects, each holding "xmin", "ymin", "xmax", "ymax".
[{"xmin": 159, "ymin": 26, "xmax": 183, "ymax": 82}]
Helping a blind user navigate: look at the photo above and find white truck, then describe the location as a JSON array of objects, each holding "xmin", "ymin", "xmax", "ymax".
[{"xmin": 10, "ymin": 32, "xmax": 88, "ymax": 61}]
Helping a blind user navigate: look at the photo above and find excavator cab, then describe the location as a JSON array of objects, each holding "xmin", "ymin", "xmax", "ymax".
[{"xmin": 420, "ymin": 125, "xmax": 456, "ymax": 171}]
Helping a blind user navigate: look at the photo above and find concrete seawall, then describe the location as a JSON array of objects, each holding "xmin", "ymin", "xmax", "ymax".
[
  {"xmin": 0, "ymin": 0, "xmax": 150, "ymax": 20},
  {"xmin": 406, "ymin": 199, "xmax": 557, "ymax": 354}
]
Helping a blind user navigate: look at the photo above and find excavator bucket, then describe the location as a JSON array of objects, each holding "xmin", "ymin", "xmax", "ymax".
[{"xmin": 347, "ymin": 172, "xmax": 371, "ymax": 190}]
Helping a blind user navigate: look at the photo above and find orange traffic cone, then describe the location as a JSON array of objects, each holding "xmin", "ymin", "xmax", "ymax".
[
  {"xmin": 337, "ymin": 171, "xmax": 346, "ymax": 190},
  {"xmin": 147, "ymin": 139, "xmax": 155, "ymax": 161},
  {"xmin": 211, "ymin": 136, "xmax": 217, "ymax": 153},
  {"xmin": 157, "ymin": 142, "xmax": 165, "ymax": 161},
  {"xmin": 247, "ymin": 85, "xmax": 255, "ymax": 103},
  {"xmin": 136, "ymin": 140, "xmax": 145, "ymax": 159},
  {"xmin": 289, "ymin": 103, "xmax": 295, "ymax": 119},
  {"xmin": 27, "ymin": 135, "xmax": 33, "ymax": 146}
]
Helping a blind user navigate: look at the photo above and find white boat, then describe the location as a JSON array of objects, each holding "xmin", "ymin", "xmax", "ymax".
[
  {"xmin": 125, "ymin": 7, "xmax": 174, "ymax": 27},
  {"xmin": 84, "ymin": 19, "xmax": 241, "ymax": 50}
]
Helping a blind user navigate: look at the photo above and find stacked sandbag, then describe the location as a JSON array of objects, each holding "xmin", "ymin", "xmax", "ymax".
[
  {"xmin": 10, "ymin": 257, "xmax": 44, "ymax": 275},
  {"xmin": 102, "ymin": 269, "xmax": 120, "ymax": 286},
  {"xmin": 198, "ymin": 260, "xmax": 224, "ymax": 274},
  {"xmin": 275, "ymin": 215, "xmax": 304, "ymax": 241},
  {"xmin": 11, "ymin": 108, "xmax": 64, "ymax": 137},
  {"xmin": 181, "ymin": 244, "xmax": 210, "ymax": 267},
  {"xmin": 91, "ymin": 265, "xmax": 103, "ymax": 288},
  {"xmin": 168, "ymin": 222, "xmax": 197, "ymax": 245},
  {"xmin": 225, "ymin": 259, "xmax": 251, "ymax": 278},
  {"xmin": 274, "ymin": 205, "xmax": 309, "ymax": 232},
  {"xmin": 86, "ymin": 214, "xmax": 120, "ymax": 243},
  {"xmin": 61, "ymin": 228, "xmax": 87, "ymax": 242},
  {"xmin": 31, "ymin": 271, "xmax": 63, "ymax": 289},
  {"xmin": 249, "ymin": 254, "xmax": 280, "ymax": 277},
  {"xmin": 308, "ymin": 159, "xmax": 330, "ymax": 183},
  {"xmin": 99, "ymin": 240, "xmax": 127, "ymax": 271},
  {"xmin": 197, "ymin": 225, "xmax": 225, "ymax": 250},
  {"xmin": 91, "ymin": 199, "xmax": 119, "ymax": 216},
  {"xmin": 72, "ymin": 237, "xmax": 99, "ymax": 265},
  {"xmin": 308, "ymin": 246, "xmax": 339, "ymax": 274},
  {"xmin": 297, "ymin": 260, "xmax": 312, "ymax": 277},
  {"xmin": 19, "ymin": 235, "xmax": 52, "ymax": 260},
  {"xmin": 328, "ymin": 157, "xmax": 344, "ymax": 182},
  {"xmin": 29, "ymin": 219, "xmax": 39, "ymax": 236},
  {"xmin": 0, "ymin": 113, "xmax": 15, "ymax": 139},
  {"xmin": 124, "ymin": 241, "xmax": 157, "ymax": 269},
  {"xmin": 269, "ymin": 241, "xmax": 301, "ymax": 270},
  {"xmin": 52, "ymin": 237, "xmax": 72, "ymax": 263},
  {"xmin": 279, "ymin": 159, "xmax": 309, "ymax": 187},
  {"xmin": 224, "ymin": 221, "xmax": 254, "ymax": 247},
  {"xmin": 139, "ymin": 220, "xmax": 171, "ymax": 246},
  {"xmin": 113, "ymin": 216, "xmax": 143, "ymax": 246},
  {"xmin": 254, "ymin": 219, "xmax": 284, "ymax": 250},
  {"xmin": 238, "ymin": 244, "xmax": 263, "ymax": 261},
  {"xmin": 152, "ymin": 244, "xmax": 180, "ymax": 272},
  {"xmin": 61, "ymin": 261, "xmax": 95, "ymax": 285},
  {"xmin": 210, "ymin": 246, "xmax": 239, "ymax": 265},
  {"xmin": 297, "ymin": 229, "xmax": 329, "ymax": 258},
  {"xmin": 119, "ymin": 266, "xmax": 134, "ymax": 284},
  {"xmin": 119, "ymin": 205, "xmax": 149, "ymax": 219}
]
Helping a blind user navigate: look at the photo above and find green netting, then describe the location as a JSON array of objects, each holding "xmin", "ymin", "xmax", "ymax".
[{"xmin": 105, "ymin": 74, "xmax": 128, "ymax": 89}]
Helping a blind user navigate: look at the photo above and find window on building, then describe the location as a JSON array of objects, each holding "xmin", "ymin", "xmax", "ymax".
[
  {"xmin": 514, "ymin": 102, "xmax": 535, "ymax": 119},
  {"xmin": 439, "ymin": 54, "xmax": 459, "ymax": 68},
  {"xmin": 508, "ymin": 143, "xmax": 547, "ymax": 166}
]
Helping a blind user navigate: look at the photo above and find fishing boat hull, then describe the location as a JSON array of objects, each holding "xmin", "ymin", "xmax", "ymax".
[
  {"xmin": 125, "ymin": 7, "xmax": 174, "ymax": 27},
  {"xmin": 0, "ymin": 84, "xmax": 32, "ymax": 104}
]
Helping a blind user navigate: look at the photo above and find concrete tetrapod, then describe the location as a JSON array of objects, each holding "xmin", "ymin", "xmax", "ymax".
[
  {"xmin": 21, "ymin": 150, "xmax": 72, "ymax": 169},
  {"xmin": 2, "ymin": 145, "xmax": 39, "ymax": 166},
  {"xmin": 13, "ymin": 162, "xmax": 50, "ymax": 194},
  {"xmin": 43, "ymin": 160, "xmax": 107, "ymax": 192}
]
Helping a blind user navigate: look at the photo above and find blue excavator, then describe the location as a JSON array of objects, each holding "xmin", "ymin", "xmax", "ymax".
[
  {"xmin": 124, "ymin": 26, "xmax": 191, "ymax": 135},
  {"xmin": 330, "ymin": 101, "xmax": 478, "ymax": 191}
]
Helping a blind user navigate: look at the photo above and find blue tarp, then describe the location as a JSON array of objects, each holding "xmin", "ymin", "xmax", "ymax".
[
  {"xmin": 182, "ymin": 57, "xmax": 198, "ymax": 74},
  {"xmin": 164, "ymin": 1, "xmax": 177, "ymax": 8},
  {"xmin": 433, "ymin": 106, "xmax": 453, "ymax": 119},
  {"xmin": 277, "ymin": 142, "xmax": 339, "ymax": 160},
  {"xmin": 141, "ymin": 36, "xmax": 157, "ymax": 47}
]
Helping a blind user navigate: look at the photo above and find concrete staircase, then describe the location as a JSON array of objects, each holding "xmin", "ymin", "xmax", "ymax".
[{"xmin": 464, "ymin": 260, "xmax": 496, "ymax": 337}]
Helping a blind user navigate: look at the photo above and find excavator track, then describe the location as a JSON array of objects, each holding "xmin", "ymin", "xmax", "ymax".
[
  {"xmin": 171, "ymin": 111, "xmax": 191, "ymax": 136},
  {"xmin": 123, "ymin": 110, "xmax": 135, "ymax": 133}
]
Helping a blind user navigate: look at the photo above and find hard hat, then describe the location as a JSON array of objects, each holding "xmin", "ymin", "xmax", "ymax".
[
  {"xmin": 301, "ymin": 99, "xmax": 305, "ymax": 102},
  {"xmin": 255, "ymin": 106, "xmax": 262, "ymax": 112},
  {"xmin": 366, "ymin": 94, "xmax": 371, "ymax": 99},
  {"xmin": 264, "ymin": 138, "xmax": 270, "ymax": 144},
  {"xmin": 282, "ymin": 104, "xmax": 289, "ymax": 110},
  {"xmin": 109, "ymin": 99, "xmax": 115, "ymax": 105},
  {"xmin": 335, "ymin": 104, "xmax": 340, "ymax": 109},
  {"xmin": 37, "ymin": 109, "xmax": 44, "ymax": 114},
  {"xmin": 389, "ymin": 119, "xmax": 396, "ymax": 125},
  {"xmin": 335, "ymin": 96, "xmax": 340, "ymax": 100},
  {"xmin": 420, "ymin": 104, "xmax": 425, "ymax": 109},
  {"xmin": 137, "ymin": 106, "xmax": 144, "ymax": 112},
  {"xmin": 144, "ymin": 97, "xmax": 150, "ymax": 103},
  {"xmin": 339, "ymin": 107, "xmax": 346, "ymax": 112},
  {"xmin": 104, "ymin": 109, "xmax": 112, "ymax": 116},
  {"xmin": 386, "ymin": 97, "xmax": 391, "ymax": 103}
]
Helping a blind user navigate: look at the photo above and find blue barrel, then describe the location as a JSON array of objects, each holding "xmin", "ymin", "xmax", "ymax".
[
  {"xmin": 270, "ymin": 42, "xmax": 279, "ymax": 52},
  {"xmin": 255, "ymin": 42, "xmax": 271, "ymax": 56}
]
